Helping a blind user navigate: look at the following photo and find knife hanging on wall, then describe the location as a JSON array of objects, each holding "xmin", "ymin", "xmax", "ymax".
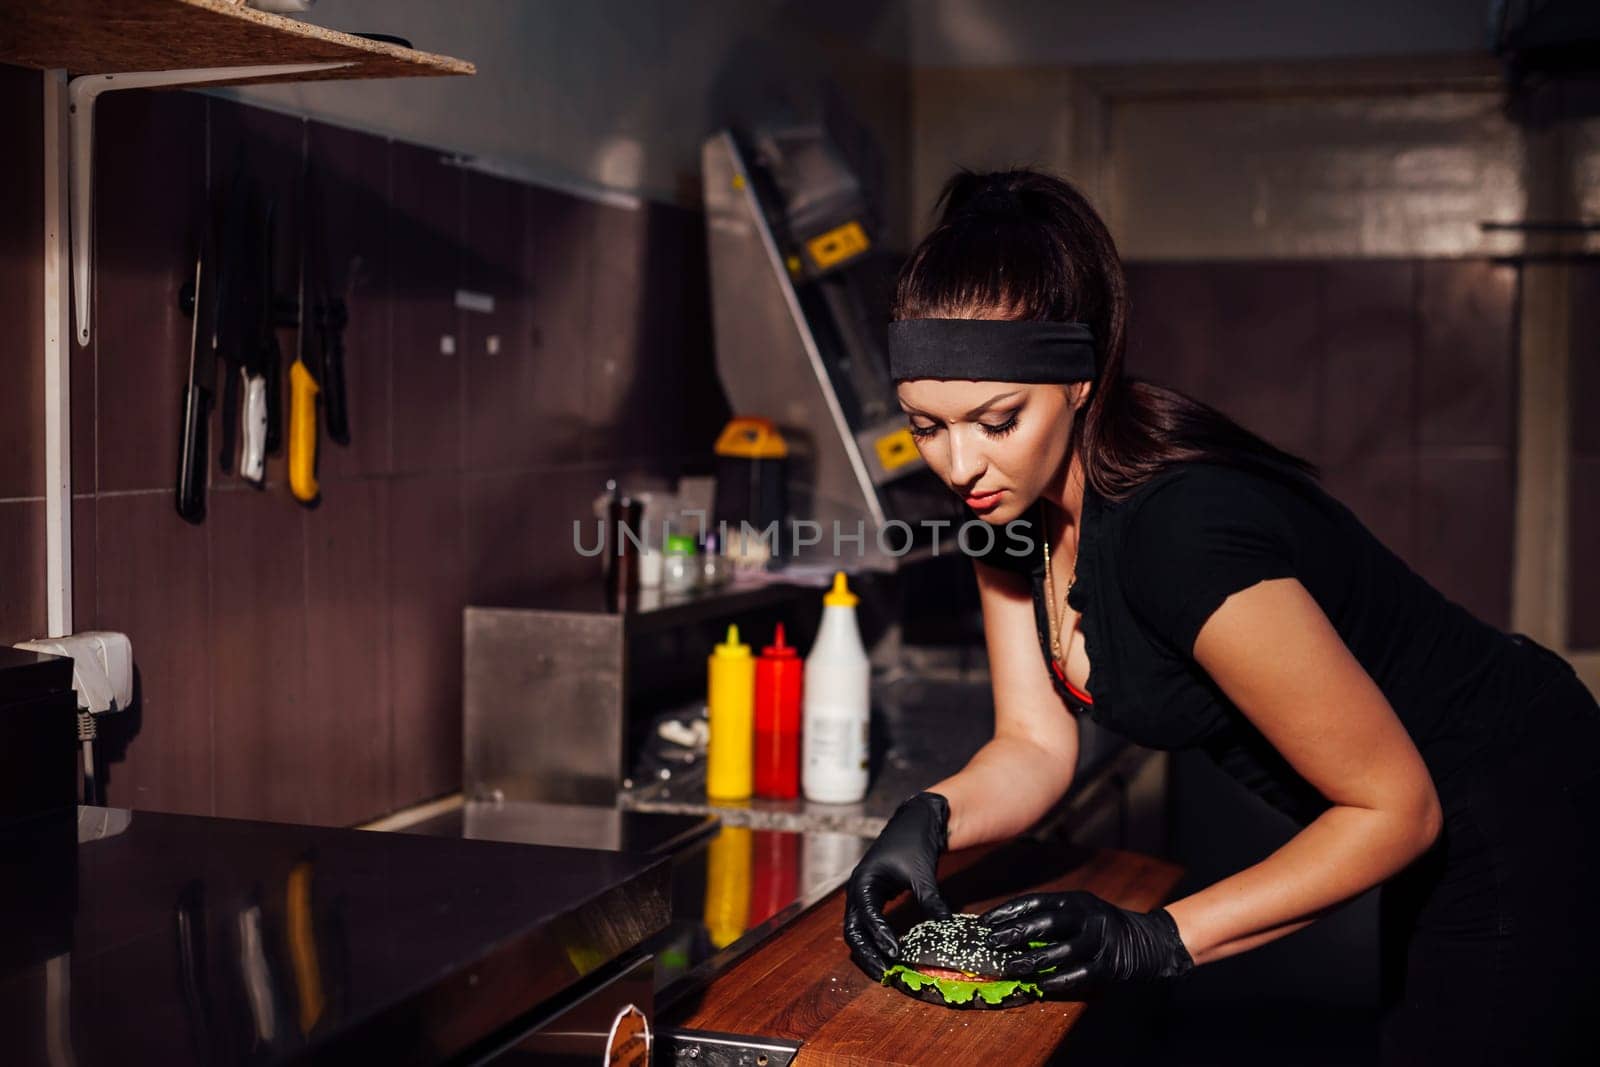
[
  {"xmin": 237, "ymin": 193, "xmax": 281, "ymax": 488},
  {"xmin": 287, "ymin": 155, "xmax": 321, "ymax": 507},
  {"xmin": 213, "ymin": 162, "xmax": 255, "ymax": 482},
  {"xmin": 305, "ymin": 161, "xmax": 351, "ymax": 450},
  {"xmin": 175, "ymin": 246, "xmax": 213, "ymax": 524}
]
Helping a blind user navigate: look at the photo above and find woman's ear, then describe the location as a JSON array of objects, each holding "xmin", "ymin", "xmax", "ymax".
[{"xmin": 1070, "ymin": 381, "xmax": 1092, "ymax": 411}]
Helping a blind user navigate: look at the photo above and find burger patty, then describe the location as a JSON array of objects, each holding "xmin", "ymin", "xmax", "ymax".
[{"xmin": 916, "ymin": 966, "xmax": 986, "ymax": 981}]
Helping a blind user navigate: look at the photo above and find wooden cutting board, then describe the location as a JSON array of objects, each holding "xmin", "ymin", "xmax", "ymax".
[{"xmin": 665, "ymin": 839, "xmax": 1185, "ymax": 1067}]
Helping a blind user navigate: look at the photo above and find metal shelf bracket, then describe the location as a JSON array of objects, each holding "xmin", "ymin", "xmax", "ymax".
[
  {"xmin": 66, "ymin": 62, "xmax": 348, "ymax": 347},
  {"xmin": 39, "ymin": 60, "xmax": 345, "ymax": 637}
]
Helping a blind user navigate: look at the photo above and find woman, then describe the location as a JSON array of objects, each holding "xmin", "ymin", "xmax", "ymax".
[{"xmin": 842, "ymin": 168, "xmax": 1599, "ymax": 1064}]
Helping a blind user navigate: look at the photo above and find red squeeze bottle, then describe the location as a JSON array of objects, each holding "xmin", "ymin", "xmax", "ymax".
[{"xmin": 754, "ymin": 623, "xmax": 803, "ymax": 799}]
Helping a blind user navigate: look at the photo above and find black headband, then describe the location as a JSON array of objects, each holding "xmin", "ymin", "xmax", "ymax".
[{"xmin": 888, "ymin": 318, "xmax": 1097, "ymax": 383}]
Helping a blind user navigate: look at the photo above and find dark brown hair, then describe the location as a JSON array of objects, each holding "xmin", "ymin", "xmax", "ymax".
[{"xmin": 893, "ymin": 168, "xmax": 1315, "ymax": 499}]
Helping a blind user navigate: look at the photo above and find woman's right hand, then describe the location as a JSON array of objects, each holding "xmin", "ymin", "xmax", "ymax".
[{"xmin": 843, "ymin": 791, "xmax": 953, "ymax": 978}]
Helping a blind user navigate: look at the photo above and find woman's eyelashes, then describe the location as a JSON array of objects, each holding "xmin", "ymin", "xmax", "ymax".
[
  {"xmin": 982, "ymin": 412, "xmax": 1021, "ymax": 438},
  {"xmin": 907, "ymin": 413, "xmax": 1021, "ymax": 440}
]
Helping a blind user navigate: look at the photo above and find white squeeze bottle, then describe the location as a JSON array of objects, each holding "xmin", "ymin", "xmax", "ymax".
[{"xmin": 802, "ymin": 571, "xmax": 871, "ymax": 803}]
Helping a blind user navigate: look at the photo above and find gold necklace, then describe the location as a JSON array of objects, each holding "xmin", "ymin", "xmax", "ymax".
[{"xmin": 1041, "ymin": 507, "xmax": 1080, "ymax": 666}]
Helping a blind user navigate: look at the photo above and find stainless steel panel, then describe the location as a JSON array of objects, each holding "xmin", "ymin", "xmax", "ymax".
[
  {"xmin": 405, "ymin": 799, "xmax": 718, "ymax": 856},
  {"xmin": 464, "ymin": 606, "xmax": 624, "ymax": 805},
  {"xmin": 658, "ymin": 1028, "xmax": 801, "ymax": 1067},
  {"xmin": 702, "ymin": 132, "xmax": 897, "ymax": 563}
]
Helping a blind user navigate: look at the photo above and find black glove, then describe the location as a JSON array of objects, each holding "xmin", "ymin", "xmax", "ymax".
[
  {"xmin": 980, "ymin": 890, "xmax": 1193, "ymax": 996},
  {"xmin": 843, "ymin": 792, "xmax": 953, "ymax": 978}
]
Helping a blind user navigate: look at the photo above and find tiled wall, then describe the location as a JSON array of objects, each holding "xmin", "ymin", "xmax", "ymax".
[
  {"xmin": 0, "ymin": 65, "xmax": 725, "ymax": 824},
  {"xmin": 1125, "ymin": 259, "xmax": 1519, "ymax": 629}
]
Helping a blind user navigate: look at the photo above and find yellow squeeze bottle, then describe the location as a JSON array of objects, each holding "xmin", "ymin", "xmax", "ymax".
[{"xmin": 707, "ymin": 624, "xmax": 755, "ymax": 800}]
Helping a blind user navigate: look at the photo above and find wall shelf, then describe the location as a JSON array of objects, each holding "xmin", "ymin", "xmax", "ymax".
[{"xmin": 0, "ymin": 0, "xmax": 475, "ymax": 82}]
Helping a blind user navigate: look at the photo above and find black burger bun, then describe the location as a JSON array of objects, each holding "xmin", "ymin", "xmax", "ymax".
[{"xmin": 900, "ymin": 913, "xmax": 1018, "ymax": 977}]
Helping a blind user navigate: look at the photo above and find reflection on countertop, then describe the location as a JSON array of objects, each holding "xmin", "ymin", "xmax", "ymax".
[
  {"xmin": 0, "ymin": 806, "xmax": 670, "ymax": 1067},
  {"xmin": 395, "ymin": 798, "xmax": 867, "ymax": 1006},
  {"xmin": 647, "ymin": 822, "xmax": 867, "ymax": 1009},
  {"xmin": 403, "ymin": 798, "xmax": 719, "ymax": 856}
]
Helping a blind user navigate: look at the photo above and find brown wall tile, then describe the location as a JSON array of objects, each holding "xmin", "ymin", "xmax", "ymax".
[
  {"xmin": 1572, "ymin": 266, "xmax": 1600, "ymax": 459},
  {"xmin": 462, "ymin": 171, "xmax": 534, "ymax": 472},
  {"xmin": 388, "ymin": 472, "xmax": 464, "ymax": 806},
  {"xmin": 303, "ymin": 479, "xmax": 392, "ymax": 823},
  {"xmin": 1416, "ymin": 260, "xmax": 1517, "ymax": 448},
  {"xmin": 72, "ymin": 495, "xmax": 96, "ymax": 630},
  {"xmin": 463, "ymin": 468, "xmax": 604, "ymax": 604},
  {"xmin": 308, "ymin": 121, "xmax": 392, "ymax": 481},
  {"xmin": 0, "ymin": 64, "xmax": 44, "ymax": 500},
  {"xmin": 390, "ymin": 141, "xmax": 462, "ymax": 475},
  {"xmin": 0, "ymin": 501, "xmax": 46, "ymax": 643},
  {"xmin": 588, "ymin": 201, "xmax": 687, "ymax": 463},
  {"xmin": 1569, "ymin": 456, "xmax": 1600, "ymax": 651},
  {"xmin": 208, "ymin": 489, "xmax": 309, "ymax": 822},
  {"xmin": 1322, "ymin": 453, "xmax": 1417, "ymax": 567},
  {"xmin": 71, "ymin": 310, "xmax": 96, "ymax": 496},
  {"xmin": 1569, "ymin": 266, "xmax": 1600, "ymax": 650},
  {"xmin": 1124, "ymin": 263, "xmax": 1216, "ymax": 398},
  {"xmin": 94, "ymin": 90, "xmax": 206, "ymax": 494},
  {"xmin": 523, "ymin": 184, "xmax": 596, "ymax": 464},
  {"xmin": 1320, "ymin": 260, "xmax": 1417, "ymax": 467},
  {"xmin": 1415, "ymin": 455, "xmax": 1514, "ymax": 629},
  {"xmin": 1205, "ymin": 263, "xmax": 1323, "ymax": 460},
  {"xmin": 94, "ymin": 493, "xmax": 212, "ymax": 815}
]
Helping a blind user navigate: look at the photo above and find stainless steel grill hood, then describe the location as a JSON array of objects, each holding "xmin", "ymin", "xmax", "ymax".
[{"xmin": 701, "ymin": 129, "xmax": 958, "ymax": 570}]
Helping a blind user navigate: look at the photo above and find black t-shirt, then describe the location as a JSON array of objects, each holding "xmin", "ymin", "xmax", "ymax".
[{"xmin": 971, "ymin": 460, "xmax": 1578, "ymax": 825}]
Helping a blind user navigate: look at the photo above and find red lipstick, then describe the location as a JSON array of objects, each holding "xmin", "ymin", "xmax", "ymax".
[{"xmin": 965, "ymin": 489, "xmax": 1003, "ymax": 512}]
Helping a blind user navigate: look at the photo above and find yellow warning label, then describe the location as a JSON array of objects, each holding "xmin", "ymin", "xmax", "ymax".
[
  {"xmin": 875, "ymin": 428, "xmax": 919, "ymax": 471},
  {"xmin": 806, "ymin": 220, "xmax": 870, "ymax": 271}
]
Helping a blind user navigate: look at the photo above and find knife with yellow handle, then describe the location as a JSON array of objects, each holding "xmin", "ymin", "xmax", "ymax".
[
  {"xmin": 288, "ymin": 157, "xmax": 320, "ymax": 506},
  {"xmin": 288, "ymin": 356, "xmax": 319, "ymax": 504}
]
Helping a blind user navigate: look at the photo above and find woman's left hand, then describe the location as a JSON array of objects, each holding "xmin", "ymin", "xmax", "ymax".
[{"xmin": 980, "ymin": 890, "xmax": 1194, "ymax": 996}]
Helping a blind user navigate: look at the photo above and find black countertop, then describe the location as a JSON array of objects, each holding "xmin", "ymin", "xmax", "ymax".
[
  {"xmin": 0, "ymin": 807, "xmax": 669, "ymax": 1066},
  {"xmin": 396, "ymin": 801, "xmax": 870, "ymax": 1008}
]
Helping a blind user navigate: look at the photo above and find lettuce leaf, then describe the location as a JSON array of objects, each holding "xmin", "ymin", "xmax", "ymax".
[{"xmin": 881, "ymin": 964, "xmax": 1044, "ymax": 1006}]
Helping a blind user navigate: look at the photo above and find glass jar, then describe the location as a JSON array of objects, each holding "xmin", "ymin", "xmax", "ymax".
[
  {"xmin": 701, "ymin": 530, "xmax": 731, "ymax": 587},
  {"xmin": 662, "ymin": 532, "xmax": 699, "ymax": 594}
]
